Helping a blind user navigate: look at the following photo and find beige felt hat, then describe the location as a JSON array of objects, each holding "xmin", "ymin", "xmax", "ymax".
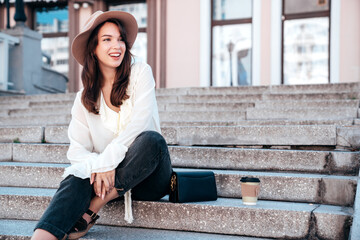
[{"xmin": 71, "ymin": 10, "xmax": 138, "ymax": 66}]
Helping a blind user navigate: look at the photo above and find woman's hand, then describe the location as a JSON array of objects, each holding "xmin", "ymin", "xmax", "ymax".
[{"xmin": 90, "ymin": 170, "xmax": 115, "ymax": 200}]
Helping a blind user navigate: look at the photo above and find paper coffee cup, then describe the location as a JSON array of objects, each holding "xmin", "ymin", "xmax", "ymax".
[{"xmin": 240, "ymin": 177, "xmax": 260, "ymax": 205}]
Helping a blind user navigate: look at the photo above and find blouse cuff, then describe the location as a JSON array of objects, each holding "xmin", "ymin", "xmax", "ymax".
[
  {"xmin": 90, "ymin": 143, "xmax": 128, "ymax": 174},
  {"xmin": 62, "ymin": 160, "xmax": 92, "ymax": 179}
]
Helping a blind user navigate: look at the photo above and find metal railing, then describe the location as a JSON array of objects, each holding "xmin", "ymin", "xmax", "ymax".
[{"xmin": 0, "ymin": 32, "xmax": 20, "ymax": 91}]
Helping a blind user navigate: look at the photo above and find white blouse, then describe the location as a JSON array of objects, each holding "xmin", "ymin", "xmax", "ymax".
[{"xmin": 62, "ymin": 62, "xmax": 161, "ymax": 223}]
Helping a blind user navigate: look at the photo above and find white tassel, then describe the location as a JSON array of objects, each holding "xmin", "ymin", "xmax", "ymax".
[{"xmin": 124, "ymin": 190, "xmax": 134, "ymax": 224}]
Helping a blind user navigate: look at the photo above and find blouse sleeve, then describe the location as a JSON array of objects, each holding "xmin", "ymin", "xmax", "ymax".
[
  {"xmin": 64, "ymin": 63, "xmax": 157, "ymax": 179},
  {"xmin": 64, "ymin": 91, "xmax": 99, "ymax": 179}
]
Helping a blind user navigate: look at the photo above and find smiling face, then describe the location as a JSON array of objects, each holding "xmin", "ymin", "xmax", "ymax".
[{"xmin": 94, "ymin": 21, "xmax": 126, "ymax": 72}]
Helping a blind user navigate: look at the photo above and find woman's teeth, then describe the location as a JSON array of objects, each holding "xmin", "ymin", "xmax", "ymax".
[{"xmin": 110, "ymin": 53, "xmax": 120, "ymax": 57}]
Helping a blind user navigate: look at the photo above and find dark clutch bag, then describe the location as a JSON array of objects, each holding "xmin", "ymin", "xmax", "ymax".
[{"xmin": 169, "ymin": 171, "xmax": 218, "ymax": 203}]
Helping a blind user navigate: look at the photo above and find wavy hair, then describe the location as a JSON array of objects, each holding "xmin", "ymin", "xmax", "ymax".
[{"xmin": 81, "ymin": 18, "xmax": 133, "ymax": 114}]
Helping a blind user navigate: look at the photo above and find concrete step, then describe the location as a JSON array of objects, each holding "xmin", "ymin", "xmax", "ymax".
[
  {"xmin": 0, "ymin": 92, "xmax": 76, "ymax": 103},
  {"xmin": 159, "ymin": 99, "xmax": 359, "ymax": 112},
  {"xmin": 155, "ymin": 86, "xmax": 269, "ymax": 96},
  {"xmin": 0, "ymin": 106, "xmax": 71, "ymax": 117},
  {"xmin": 1, "ymin": 124, "xmax": 356, "ymax": 148},
  {"xmin": 246, "ymin": 107, "xmax": 358, "ymax": 120},
  {"xmin": 248, "ymin": 83, "xmax": 357, "ymax": 94},
  {"xmin": 160, "ymin": 119, "xmax": 355, "ymax": 127},
  {"xmin": 0, "ymin": 114, "xmax": 71, "ymax": 126},
  {"xmin": 0, "ymin": 162, "xmax": 356, "ymax": 205},
  {"xmin": 40, "ymin": 125, "xmax": 337, "ymax": 146},
  {"xmin": 0, "ymin": 219, "xmax": 264, "ymax": 240},
  {"xmin": 0, "ymin": 100, "xmax": 73, "ymax": 110},
  {"xmin": 264, "ymin": 92, "xmax": 360, "ymax": 101},
  {"xmin": 0, "ymin": 143, "xmax": 12, "ymax": 161},
  {"xmin": 254, "ymin": 99, "xmax": 360, "ymax": 109},
  {"xmin": 163, "ymin": 125, "xmax": 338, "ymax": 146},
  {"xmin": 169, "ymin": 146, "xmax": 360, "ymax": 175},
  {"xmin": 159, "ymin": 111, "xmax": 246, "ymax": 122},
  {"xmin": 3, "ymin": 99, "xmax": 357, "ymax": 114},
  {"xmin": 0, "ymin": 125, "xmax": 341, "ymax": 147},
  {"xmin": 0, "ymin": 101, "xmax": 32, "ymax": 110},
  {"xmin": 159, "ymin": 102, "xmax": 255, "ymax": 111},
  {"xmin": 159, "ymin": 92, "xmax": 360, "ymax": 104},
  {"xmin": 0, "ymin": 111, "xmax": 355, "ymax": 127},
  {"xmin": 0, "ymin": 187, "xmax": 352, "ymax": 239},
  {"xmin": 11, "ymin": 143, "xmax": 69, "ymax": 163},
  {"xmin": 155, "ymin": 82, "xmax": 360, "ymax": 96},
  {"xmin": 29, "ymin": 100, "xmax": 74, "ymax": 108},
  {"xmin": 6, "ymin": 143, "xmax": 359, "ymax": 175},
  {"xmin": 267, "ymin": 82, "xmax": 360, "ymax": 94},
  {"xmin": 176, "ymin": 94, "xmax": 262, "ymax": 103},
  {"xmin": 0, "ymin": 103, "xmax": 357, "ymax": 123},
  {"xmin": 0, "ymin": 188, "xmax": 353, "ymax": 239},
  {"xmin": 0, "ymin": 82, "xmax": 358, "ymax": 104},
  {"xmin": 337, "ymin": 126, "xmax": 360, "ymax": 151},
  {"xmin": 0, "ymin": 126, "xmax": 43, "ymax": 143},
  {"xmin": 0, "ymin": 115, "xmax": 355, "ymax": 127}
]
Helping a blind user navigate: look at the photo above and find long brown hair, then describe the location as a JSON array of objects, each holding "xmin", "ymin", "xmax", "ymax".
[{"xmin": 81, "ymin": 19, "xmax": 133, "ymax": 114}]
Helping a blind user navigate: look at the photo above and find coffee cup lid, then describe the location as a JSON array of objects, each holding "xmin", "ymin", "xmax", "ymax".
[{"xmin": 240, "ymin": 177, "xmax": 260, "ymax": 183}]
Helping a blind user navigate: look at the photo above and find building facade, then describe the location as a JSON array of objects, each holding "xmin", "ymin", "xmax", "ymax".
[{"xmin": 0, "ymin": 0, "xmax": 359, "ymax": 92}]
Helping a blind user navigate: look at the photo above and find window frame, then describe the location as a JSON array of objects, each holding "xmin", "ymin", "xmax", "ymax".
[
  {"xmin": 30, "ymin": 1, "xmax": 68, "ymax": 37},
  {"xmin": 210, "ymin": 0, "xmax": 253, "ymax": 86},
  {"xmin": 281, "ymin": 0, "xmax": 331, "ymax": 84}
]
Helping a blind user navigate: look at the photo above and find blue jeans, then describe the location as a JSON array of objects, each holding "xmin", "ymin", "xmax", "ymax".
[{"xmin": 34, "ymin": 131, "xmax": 172, "ymax": 239}]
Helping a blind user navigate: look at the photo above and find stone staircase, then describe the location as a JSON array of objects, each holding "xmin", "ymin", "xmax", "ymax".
[{"xmin": 0, "ymin": 82, "xmax": 360, "ymax": 239}]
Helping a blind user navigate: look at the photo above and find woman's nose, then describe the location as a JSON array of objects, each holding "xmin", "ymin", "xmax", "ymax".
[{"xmin": 111, "ymin": 40, "xmax": 121, "ymax": 49}]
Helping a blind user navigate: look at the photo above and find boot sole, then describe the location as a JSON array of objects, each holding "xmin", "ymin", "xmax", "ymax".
[{"xmin": 67, "ymin": 222, "xmax": 95, "ymax": 240}]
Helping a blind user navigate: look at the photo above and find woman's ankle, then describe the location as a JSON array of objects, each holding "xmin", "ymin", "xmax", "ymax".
[
  {"xmin": 82, "ymin": 212, "xmax": 93, "ymax": 224},
  {"xmin": 82, "ymin": 188, "xmax": 120, "ymax": 224}
]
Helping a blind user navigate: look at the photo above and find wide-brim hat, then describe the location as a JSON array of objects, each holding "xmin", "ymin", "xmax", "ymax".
[{"xmin": 71, "ymin": 10, "xmax": 138, "ymax": 66}]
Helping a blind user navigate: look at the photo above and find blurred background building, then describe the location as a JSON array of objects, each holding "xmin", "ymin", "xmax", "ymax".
[{"xmin": 0, "ymin": 0, "xmax": 359, "ymax": 93}]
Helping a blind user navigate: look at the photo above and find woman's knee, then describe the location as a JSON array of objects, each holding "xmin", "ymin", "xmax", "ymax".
[{"xmin": 136, "ymin": 131, "xmax": 167, "ymax": 152}]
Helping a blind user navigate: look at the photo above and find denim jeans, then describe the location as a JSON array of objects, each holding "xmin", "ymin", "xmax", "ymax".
[{"xmin": 34, "ymin": 131, "xmax": 172, "ymax": 240}]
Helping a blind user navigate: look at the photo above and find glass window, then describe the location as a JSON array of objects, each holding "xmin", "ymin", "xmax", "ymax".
[
  {"xmin": 211, "ymin": 0, "xmax": 252, "ymax": 86},
  {"xmin": 282, "ymin": 0, "xmax": 330, "ymax": 84},
  {"xmin": 212, "ymin": 24, "xmax": 252, "ymax": 86},
  {"xmin": 41, "ymin": 36, "xmax": 69, "ymax": 75},
  {"xmin": 213, "ymin": 0, "xmax": 252, "ymax": 20},
  {"xmin": 284, "ymin": 0, "xmax": 329, "ymax": 15},
  {"xmin": 283, "ymin": 18, "xmax": 329, "ymax": 84},
  {"xmin": 109, "ymin": 2, "xmax": 147, "ymax": 63},
  {"xmin": 35, "ymin": 6, "xmax": 69, "ymax": 77}
]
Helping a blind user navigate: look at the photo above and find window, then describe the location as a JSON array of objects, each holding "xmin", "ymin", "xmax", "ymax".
[
  {"xmin": 56, "ymin": 59, "xmax": 68, "ymax": 65},
  {"xmin": 109, "ymin": 1, "xmax": 147, "ymax": 63},
  {"xmin": 282, "ymin": 0, "xmax": 330, "ymax": 84},
  {"xmin": 211, "ymin": 0, "xmax": 252, "ymax": 86},
  {"xmin": 35, "ymin": 6, "xmax": 69, "ymax": 76}
]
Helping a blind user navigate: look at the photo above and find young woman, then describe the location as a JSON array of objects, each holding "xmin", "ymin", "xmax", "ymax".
[{"xmin": 31, "ymin": 11, "xmax": 172, "ymax": 240}]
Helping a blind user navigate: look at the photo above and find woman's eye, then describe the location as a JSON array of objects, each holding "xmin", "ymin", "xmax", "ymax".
[{"xmin": 103, "ymin": 38, "xmax": 111, "ymax": 41}]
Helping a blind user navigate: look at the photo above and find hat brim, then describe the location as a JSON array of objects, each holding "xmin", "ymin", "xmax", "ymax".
[{"xmin": 71, "ymin": 11, "xmax": 138, "ymax": 66}]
